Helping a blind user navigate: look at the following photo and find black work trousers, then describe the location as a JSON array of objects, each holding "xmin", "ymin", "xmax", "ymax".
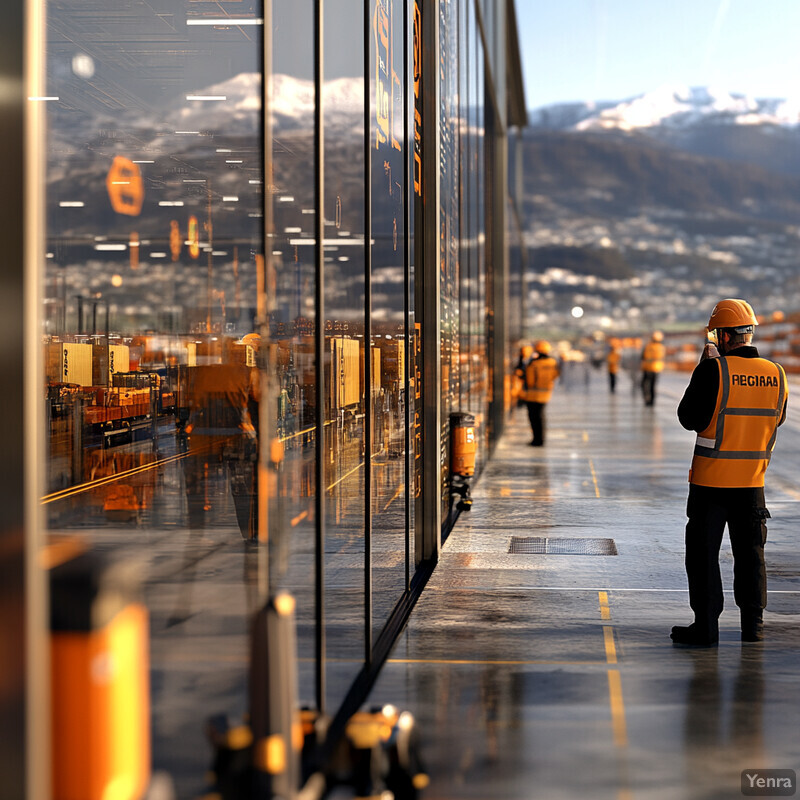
[
  {"xmin": 684, "ymin": 484, "xmax": 769, "ymax": 637},
  {"xmin": 642, "ymin": 371, "xmax": 658, "ymax": 405},
  {"xmin": 525, "ymin": 401, "xmax": 546, "ymax": 445}
]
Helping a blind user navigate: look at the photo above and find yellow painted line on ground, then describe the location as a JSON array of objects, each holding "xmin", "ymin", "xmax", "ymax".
[
  {"xmin": 599, "ymin": 590, "xmax": 611, "ymax": 620},
  {"xmin": 42, "ymin": 449, "xmax": 193, "ymax": 504},
  {"xmin": 582, "ymin": 431, "xmax": 589, "ymax": 443},
  {"xmin": 382, "ymin": 484, "xmax": 404, "ymax": 512},
  {"xmin": 607, "ymin": 670, "xmax": 628, "ymax": 748},
  {"xmin": 588, "ymin": 458, "xmax": 601, "ymax": 498},
  {"xmin": 290, "ymin": 509, "xmax": 309, "ymax": 527},
  {"xmin": 603, "ymin": 625, "xmax": 618, "ymax": 664},
  {"xmin": 326, "ymin": 461, "xmax": 364, "ymax": 492}
]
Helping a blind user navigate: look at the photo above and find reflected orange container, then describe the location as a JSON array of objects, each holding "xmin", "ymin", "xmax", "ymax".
[
  {"xmin": 50, "ymin": 554, "xmax": 150, "ymax": 800},
  {"xmin": 450, "ymin": 412, "xmax": 476, "ymax": 477}
]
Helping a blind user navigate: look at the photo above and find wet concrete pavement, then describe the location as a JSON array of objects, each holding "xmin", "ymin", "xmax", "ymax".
[{"xmin": 370, "ymin": 369, "xmax": 800, "ymax": 800}]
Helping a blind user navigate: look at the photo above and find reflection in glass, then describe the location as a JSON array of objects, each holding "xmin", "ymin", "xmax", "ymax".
[
  {"xmin": 44, "ymin": 1, "xmax": 263, "ymax": 792},
  {"xmin": 269, "ymin": 0, "xmax": 317, "ymax": 707},
  {"xmin": 371, "ymin": 0, "xmax": 410, "ymax": 641},
  {"xmin": 322, "ymin": 0, "xmax": 367, "ymax": 710}
]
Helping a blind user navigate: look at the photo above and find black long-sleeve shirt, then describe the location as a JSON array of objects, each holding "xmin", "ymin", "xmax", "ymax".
[{"xmin": 677, "ymin": 346, "xmax": 787, "ymax": 433}]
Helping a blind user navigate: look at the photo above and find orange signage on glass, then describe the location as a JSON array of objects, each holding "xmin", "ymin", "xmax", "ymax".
[
  {"xmin": 170, "ymin": 220, "xmax": 181, "ymax": 262},
  {"xmin": 106, "ymin": 156, "xmax": 144, "ymax": 216},
  {"xmin": 187, "ymin": 215, "xmax": 200, "ymax": 259}
]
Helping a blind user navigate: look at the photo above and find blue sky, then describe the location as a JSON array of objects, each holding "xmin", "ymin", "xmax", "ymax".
[{"xmin": 516, "ymin": 0, "xmax": 800, "ymax": 110}]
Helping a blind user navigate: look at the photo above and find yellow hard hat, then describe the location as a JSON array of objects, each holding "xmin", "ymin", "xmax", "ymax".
[
  {"xmin": 521, "ymin": 344, "xmax": 534, "ymax": 359},
  {"xmin": 534, "ymin": 340, "xmax": 552, "ymax": 355},
  {"xmin": 651, "ymin": 331, "xmax": 664, "ymax": 342},
  {"xmin": 708, "ymin": 299, "xmax": 758, "ymax": 332},
  {"xmin": 238, "ymin": 332, "xmax": 261, "ymax": 346}
]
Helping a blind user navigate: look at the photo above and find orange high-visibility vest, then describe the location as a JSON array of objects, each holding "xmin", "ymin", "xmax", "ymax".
[
  {"xmin": 690, "ymin": 356, "xmax": 787, "ymax": 488},
  {"xmin": 641, "ymin": 342, "xmax": 665, "ymax": 373},
  {"xmin": 520, "ymin": 356, "xmax": 560, "ymax": 403},
  {"xmin": 607, "ymin": 350, "xmax": 621, "ymax": 374}
]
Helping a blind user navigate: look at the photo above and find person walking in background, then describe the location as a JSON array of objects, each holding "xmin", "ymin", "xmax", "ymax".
[
  {"xmin": 520, "ymin": 340, "xmax": 560, "ymax": 446},
  {"xmin": 672, "ymin": 299, "xmax": 787, "ymax": 646},
  {"xmin": 641, "ymin": 330, "xmax": 666, "ymax": 405},
  {"xmin": 606, "ymin": 339, "xmax": 621, "ymax": 393}
]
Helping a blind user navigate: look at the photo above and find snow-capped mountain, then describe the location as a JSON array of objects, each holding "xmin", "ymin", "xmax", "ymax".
[{"xmin": 530, "ymin": 85, "xmax": 800, "ymax": 132}]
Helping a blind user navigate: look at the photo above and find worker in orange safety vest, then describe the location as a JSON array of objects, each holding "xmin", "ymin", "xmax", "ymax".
[
  {"xmin": 672, "ymin": 299, "xmax": 787, "ymax": 646},
  {"xmin": 606, "ymin": 339, "xmax": 621, "ymax": 394},
  {"xmin": 519, "ymin": 340, "xmax": 560, "ymax": 446},
  {"xmin": 640, "ymin": 330, "xmax": 666, "ymax": 406}
]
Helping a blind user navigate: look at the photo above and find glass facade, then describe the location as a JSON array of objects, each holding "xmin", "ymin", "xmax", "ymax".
[{"xmin": 4, "ymin": 0, "xmax": 527, "ymax": 793}]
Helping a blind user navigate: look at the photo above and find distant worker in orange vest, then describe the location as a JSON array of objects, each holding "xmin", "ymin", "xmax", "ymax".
[
  {"xmin": 672, "ymin": 299, "xmax": 787, "ymax": 646},
  {"xmin": 520, "ymin": 340, "xmax": 560, "ymax": 446},
  {"xmin": 606, "ymin": 339, "xmax": 621, "ymax": 394},
  {"xmin": 641, "ymin": 331, "xmax": 665, "ymax": 406}
]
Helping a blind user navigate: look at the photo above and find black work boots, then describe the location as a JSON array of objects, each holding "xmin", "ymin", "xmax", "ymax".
[{"xmin": 670, "ymin": 623, "xmax": 719, "ymax": 647}]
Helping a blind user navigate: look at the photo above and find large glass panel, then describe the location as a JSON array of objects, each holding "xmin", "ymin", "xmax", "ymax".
[
  {"xmin": 370, "ymin": 0, "xmax": 409, "ymax": 637},
  {"xmin": 44, "ymin": 0, "xmax": 263, "ymax": 793},
  {"xmin": 269, "ymin": 0, "xmax": 317, "ymax": 706},
  {"xmin": 322, "ymin": 0, "xmax": 367, "ymax": 709},
  {"xmin": 439, "ymin": 0, "xmax": 460, "ymax": 527}
]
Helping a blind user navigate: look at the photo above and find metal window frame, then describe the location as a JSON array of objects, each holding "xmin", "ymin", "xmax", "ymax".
[{"xmin": 1, "ymin": 0, "xmax": 48, "ymax": 797}]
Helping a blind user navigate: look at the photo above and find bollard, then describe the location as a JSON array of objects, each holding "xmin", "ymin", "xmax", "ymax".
[{"xmin": 50, "ymin": 551, "xmax": 150, "ymax": 800}]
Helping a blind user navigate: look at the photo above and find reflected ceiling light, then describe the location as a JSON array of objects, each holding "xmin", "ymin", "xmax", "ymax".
[
  {"xmin": 59, "ymin": 201, "xmax": 84, "ymax": 208},
  {"xmin": 338, "ymin": 256, "xmax": 349, "ymax": 262},
  {"xmin": 272, "ymin": 250, "xmax": 282, "ymax": 256},
  {"xmin": 28, "ymin": 96, "xmax": 59, "ymax": 101},
  {"xmin": 186, "ymin": 17, "xmax": 263, "ymax": 25},
  {"xmin": 159, "ymin": 201, "xmax": 184, "ymax": 207},
  {"xmin": 110, "ymin": 181, "xmax": 130, "ymax": 185},
  {"xmin": 128, "ymin": 239, "xmax": 140, "ymax": 247},
  {"xmin": 95, "ymin": 244, "xmax": 127, "ymax": 251},
  {"xmin": 225, "ymin": 160, "xmax": 243, "ymax": 164},
  {"xmin": 183, "ymin": 179, "xmax": 206, "ymax": 183},
  {"xmin": 222, "ymin": 196, "xmax": 239, "ymax": 202},
  {"xmin": 111, "ymin": 274, "xmax": 123, "ymax": 287},
  {"xmin": 249, "ymin": 179, "xmax": 262, "ymax": 184},
  {"xmin": 337, "ymin": 231, "xmax": 351, "ymax": 236},
  {"xmin": 186, "ymin": 95, "xmax": 227, "ymax": 101},
  {"xmin": 174, "ymin": 130, "xmax": 200, "ymax": 135},
  {"xmin": 248, "ymin": 212, "xmax": 263, "ymax": 218},
  {"xmin": 72, "ymin": 53, "xmax": 95, "ymax": 79},
  {"xmin": 571, "ymin": 306, "xmax": 584, "ymax": 319},
  {"xmin": 290, "ymin": 238, "xmax": 370, "ymax": 246},
  {"xmin": 132, "ymin": 160, "xmax": 154, "ymax": 164},
  {"xmin": 149, "ymin": 252, "xmax": 167, "ymax": 258},
  {"xmin": 46, "ymin": 253, "xmax": 54, "ymax": 259},
  {"xmin": 278, "ymin": 196, "xmax": 294, "ymax": 202},
  {"xmin": 211, "ymin": 250, "xmax": 227, "ymax": 256},
  {"xmin": 285, "ymin": 227, "xmax": 302, "ymax": 233},
  {"xmin": 301, "ymin": 208, "xmax": 314, "ymax": 214},
  {"xmin": 216, "ymin": 148, "xmax": 232, "ymax": 153}
]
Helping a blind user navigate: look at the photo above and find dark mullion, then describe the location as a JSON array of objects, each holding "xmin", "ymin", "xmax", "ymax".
[
  {"xmin": 403, "ymin": 0, "xmax": 411, "ymax": 593},
  {"xmin": 363, "ymin": 0, "xmax": 373, "ymax": 666},
  {"xmin": 314, "ymin": 0, "xmax": 326, "ymax": 716}
]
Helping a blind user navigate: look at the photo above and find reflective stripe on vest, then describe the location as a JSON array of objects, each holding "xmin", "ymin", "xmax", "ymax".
[
  {"xmin": 690, "ymin": 356, "xmax": 786, "ymax": 488},
  {"xmin": 520, "ymin": 356, "xmax": 559, "ymax": 403}
]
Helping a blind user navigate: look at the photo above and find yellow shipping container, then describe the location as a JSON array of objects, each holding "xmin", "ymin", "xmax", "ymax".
[
  {"xmin": 108, "ymin": 346, "xmax": 130, "ymax": 382},
  {"xmin": 60, "ymin": 343, "xmax": 93, "ymax": 387}
]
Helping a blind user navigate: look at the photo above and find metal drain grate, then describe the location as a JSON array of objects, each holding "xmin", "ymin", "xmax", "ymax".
[{"xmin": 508, "ymin": 536, "xmax": 618, "ymax": 555}]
